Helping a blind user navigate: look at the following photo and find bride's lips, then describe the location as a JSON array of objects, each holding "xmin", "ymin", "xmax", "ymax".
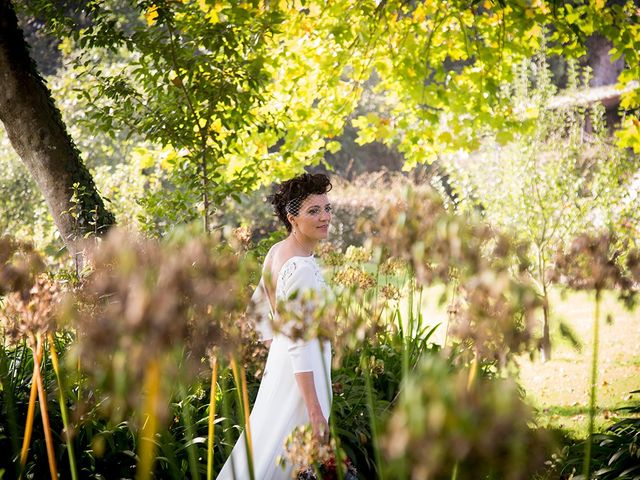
[{"xmin": 317, "ymin": 225, "xmax": 329, "ymax": 231}]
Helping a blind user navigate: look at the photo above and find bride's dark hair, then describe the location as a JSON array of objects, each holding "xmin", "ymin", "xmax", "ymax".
[{"xmin": 269, "ymin": 173, "xmax": 332, "ymax": 232}]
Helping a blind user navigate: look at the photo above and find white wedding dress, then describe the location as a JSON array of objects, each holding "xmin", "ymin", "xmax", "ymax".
[{"xmin": 216, "ymin": 255, "xmax": 332, "ymax": 480}]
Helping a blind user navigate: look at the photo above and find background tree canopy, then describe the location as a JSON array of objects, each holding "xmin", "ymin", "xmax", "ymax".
[
  {"xmin": 1, "ymin": 2, "xmax": 640, "ymax": 479},
  {"xmin": 3, "ymin": 0, "xmax": 638, "ymax": 244}
]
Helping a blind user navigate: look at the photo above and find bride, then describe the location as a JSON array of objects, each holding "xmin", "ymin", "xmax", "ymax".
[{"xmin": 216, "ymin": 173, "xmax": 334, "ymax": 480}]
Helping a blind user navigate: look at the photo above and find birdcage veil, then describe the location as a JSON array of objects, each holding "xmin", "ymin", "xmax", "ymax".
[{"xmin": 285, "ymin": 196, "xmax": 307, "ymax": 216}]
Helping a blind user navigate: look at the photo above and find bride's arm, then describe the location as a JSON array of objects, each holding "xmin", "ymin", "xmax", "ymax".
[
  {"xmin": 295, "ymin": 371, "xmax": 329, "ymax": 443},
  {"xmin": 284, "ymin": 262, "xmax": 330, "ymax": 442}
]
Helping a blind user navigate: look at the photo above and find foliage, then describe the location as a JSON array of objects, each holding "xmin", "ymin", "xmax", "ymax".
[
  {"xmin": 444, "ymin": 56, "xmax": 639, "ymax": 255},
  {"xmin": 21, "ymin": 0, "xmax": 283, "ymax": 232},
  {"xmin": 16, "ymin": 0, "xmax": 640, "ymax": 231},
  {"xmin": 0, "ymin": 133, "xmax": 58, "ymax": 253},
  {"xmin": 559, "ymin": 393, "xmax": 640, "ymax": 480},
  {"xmin": 347, "ymin": 1, "xmax": 640, "ymax": 166},
  {"xmin": 436, "ymin": 54, "xmax": 639, "ymax": 359},
  {"xmin": 381, "ymin": 354, "xmax": 554, "ymax": 480}
]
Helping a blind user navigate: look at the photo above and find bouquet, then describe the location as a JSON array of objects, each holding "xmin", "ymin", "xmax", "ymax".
[
  {"xmin": 296, "ymin": 454, "xmax": 358, "ymax": 480},
  {"xmin": 281, "ymin": 425, "xmax": 358, "ymax": 479}
]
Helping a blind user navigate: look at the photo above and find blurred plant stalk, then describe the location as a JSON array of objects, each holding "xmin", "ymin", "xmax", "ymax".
[
  {"xmin": 19, "ymin": 337, "xmax": 43, "ymax": 477},
  {"xmin": 207, "ymin": 356, "xmax": 219, "ymax": 480},
  {"xmin": 31, "ymin": 333, "xmax": 58, "ymax": 479},
  {"xmin": 583, "ymin": 289, "xmax": 602, "ymax": 479},
  {"xmin": 230, "ymin": 356, "xmax": 255, "ymax": 480},
  {"xmin": 136, "ymin": 357, "xmax": 161, "ymax": 480},
  {"xmin": 48, "ymin": 332, "xmax": 79, "ymax": 480}
]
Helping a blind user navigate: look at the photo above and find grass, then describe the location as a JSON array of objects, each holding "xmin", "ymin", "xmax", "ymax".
[
  {"xmin": 516, "ymin": 289, "xmax": 640, "ymax": 439},
  {"xmin": 407, "ymin": 284, "xmax": 640, "ymax": 440}
]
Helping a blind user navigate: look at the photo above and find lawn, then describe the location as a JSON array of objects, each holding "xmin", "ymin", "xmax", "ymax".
[
  {"xmin": 410, "ymin": 284, "xmax": 640, "ymax": 439},
  {"xmin": 517, "ymin": 289, "xmax": 640, "ymax": 439}
]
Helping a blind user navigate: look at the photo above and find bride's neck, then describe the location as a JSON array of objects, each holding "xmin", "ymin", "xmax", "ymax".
[{"xmin": 288, "ymin": 232, "xmax": 315, "ymax": 256}]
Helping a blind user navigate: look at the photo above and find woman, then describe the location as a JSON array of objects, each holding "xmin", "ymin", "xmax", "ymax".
[{"xmin": 217, "ymin": 173, "xmax": 334, "ymax": 480}]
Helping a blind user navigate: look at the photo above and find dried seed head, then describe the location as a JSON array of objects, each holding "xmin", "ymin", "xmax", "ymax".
[
  {"xmin": 381, "ymin": 355, "xmax": 553, "ymax": 479},
  {"xmin": 343, "ymin": 245, "xmax": 371, "ymax": 264},
  {"xmin": 280, "ymin": 425, "xmax": 336, "ymax": 474},
  {"xmin": 0, "ymin": 236, "xmax": 45, "ymax": 298},
  {"xmin": 1, "ymin": 274, "xmax": 63, "ymax": 348},
  {"xmin": 553, "ymin": 232, "xmax": 636, "ymax": 294},
  {"xmin": 1, "ymin": 237, "xmax": 60, "ymax": 348},
  {"xmin": 448, "ymin": 272, "xmax": 541, "ymax": 367},
  {"xmin": 232, "ymin": 226, "xmax": 252, "ymax": 249},
  {"xmin": 66, "ymin": 228, "xmax": 251, "ymax": 420},
  {"xmin": 332, "ymin": 266, "xmax": 376, "ymax": 290}
]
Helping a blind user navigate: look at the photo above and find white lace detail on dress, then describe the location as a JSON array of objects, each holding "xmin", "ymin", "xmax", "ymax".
[
  {"xmin": 276, "ymin": 259, "xmax": 298, "ymax": 299},
  {"xmin": 276, "ymin": 256, "xmax": 319, "ymax": 299}
]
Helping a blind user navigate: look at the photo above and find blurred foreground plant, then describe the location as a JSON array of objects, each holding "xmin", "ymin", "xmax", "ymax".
[
  {"xmin": 553, "ymin": 231, "xmax": 639, "ymax": 479},
  {"xmin": 0, "ymin": 236, "xmax": 70, "ymax": 479},
  {"xmin": 62, "ymin": 228, "xmax": 254, "ymax": 479},
  {"xmin": 281, "ymin": 424, "xmax": 357, "ymax": 480},
  {"xmin": 366, "ymin": 187, "xmax": 542, "ymax": 369},
  {"xmin": 381, "ymin": 354, "xmax": 554, "ymax": 480}
]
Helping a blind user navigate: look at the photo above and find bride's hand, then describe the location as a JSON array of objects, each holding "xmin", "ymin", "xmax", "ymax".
[{"xmin": 310, "ymin": 410, "xmax": 329, "ymax": 444}]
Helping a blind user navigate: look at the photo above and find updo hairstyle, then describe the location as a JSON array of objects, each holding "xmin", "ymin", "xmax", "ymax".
[{"xmin": 269, "ymin": 173, "xmax": 332, "ymax": 232}]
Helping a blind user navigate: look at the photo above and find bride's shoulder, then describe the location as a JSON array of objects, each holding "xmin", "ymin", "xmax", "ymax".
[{"xmin": 281, "ymin": 257, "xmax": 322, "ymax": 294}]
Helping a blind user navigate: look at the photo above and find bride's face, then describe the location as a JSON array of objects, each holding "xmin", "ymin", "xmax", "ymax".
[{"xmin": 290, "ymin": 193, "xmax": 332, "ymax": 240}]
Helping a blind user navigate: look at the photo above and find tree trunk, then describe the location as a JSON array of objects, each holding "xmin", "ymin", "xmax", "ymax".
[
  {"xmin": 541, "ymin": 283, "xmax": 551, "ymax": 362},
  {"xmin": 0, "ymin": 0, "xmax": 114, "ymax": 259},
  {"xmin": 586, "ymin": 33, "xmax": 624, "ymax": 88}
]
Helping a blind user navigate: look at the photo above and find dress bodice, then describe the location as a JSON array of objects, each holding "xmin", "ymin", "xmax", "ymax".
[
  {"xmin": 252, "ymin": 255, "xmax": 327, "ymax": 342},
  {"xmin": 275, "ymin": 255, "xmax": 326, "ymax": 303}
]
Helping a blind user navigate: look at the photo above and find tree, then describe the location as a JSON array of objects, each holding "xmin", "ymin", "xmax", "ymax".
[
  {"xmin": 0, "ymin": 0, "xmax": 114, "ymax": 259},
  {"xmin": 441, "ymin": 56, "xmax": 638, "ymax": 360},
  {"xmin": 7, "ymin": 0, "xmax": 639, "ymax": 246},
  {"xmin": 21, "ymin": 0, "xmax": 284, "ymax": 235}
]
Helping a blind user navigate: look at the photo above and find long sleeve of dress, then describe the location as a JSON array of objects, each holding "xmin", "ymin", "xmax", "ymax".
[{"xmin": 281, "ymin": 262, "xmax": 325, "ymax": 374}]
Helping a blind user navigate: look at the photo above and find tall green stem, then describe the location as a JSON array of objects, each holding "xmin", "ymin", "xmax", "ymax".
[
  {"xmin": 48, "ymin": 333, "xmax": 78, "ymax": 480},
  {"xmin": 319, "ymin": 342, "xmax": 343, "ymax": 480},
  {"xmin": 207, "ymin": 357, "xmax": 219, "ymax": 480},
  {"xmin": 402, "ymin": 278, "xmax": 414, "ymax": 381},
  {"xmin": 583, "ymin": 289, "xmax": 601, "ymax": 480},
  {"xmin": 221, "ymin": 371, "xmax": 238, "ymax": 479},
  {"xmin": 179, "ymin": 383, "xmax": 200, "ymax": 480},
  {"xmin": 363, "ymin": 354, "xmax": 384, "ymax": 480},
  {"xmin": 451, "ymin": 462, "xmax": 459, "ymax": 480}
]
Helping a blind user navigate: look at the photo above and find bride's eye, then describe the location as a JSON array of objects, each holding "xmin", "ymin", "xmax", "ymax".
[
  {"xmin": 308, "ymin": 208, "xmax": 320, "ymax": 215},
  {"xmin": 324, "ymin": 205, "xmax": 333, "ymax": 213}
]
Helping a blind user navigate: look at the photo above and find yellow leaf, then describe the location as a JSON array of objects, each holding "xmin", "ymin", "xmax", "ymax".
[
  {"xmin": 210, "ymin": 118, "xmax": 223, "ymax": 134},
  {"xmin": 198, "ymin": 0, "xmax": 209, "ymax": 13},
  {"xmin": 438, "ymin": 131, "xmax": 453, "ymax": 144},
  {"xmin": 526, "ymin": 24, "xmax": 542, "ymax": 39},
  {"xmin": 145, "ymin": 5, "xmax": 159, "ymax": 26},
  {"xmin": 206, "ymin": 4, "xmax": 225, "ymax": 24}
]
